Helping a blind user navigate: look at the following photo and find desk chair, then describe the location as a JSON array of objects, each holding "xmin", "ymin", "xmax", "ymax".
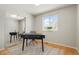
[{"xmin": 29, "ymin": 31, "xmax": 37, "ymax": 45}]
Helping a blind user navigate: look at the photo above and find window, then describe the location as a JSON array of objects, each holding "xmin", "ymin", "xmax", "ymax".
[{"xmin": 42, "ymin": 15, "xmax": 58, "ymax": 31}]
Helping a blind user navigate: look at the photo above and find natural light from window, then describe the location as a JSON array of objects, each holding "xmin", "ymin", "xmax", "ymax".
[{"xmin": 42, "ymin": 15, "xmax": 58, "ymax": 31}]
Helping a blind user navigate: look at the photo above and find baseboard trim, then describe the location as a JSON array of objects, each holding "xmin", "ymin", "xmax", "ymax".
[
  {"xmin": 43, "ymin": 41, "xmax": 78, "ymax": 51},
  {"xmin": 75, "ymin": 48, "xmax": 79, "ymax": 54}
]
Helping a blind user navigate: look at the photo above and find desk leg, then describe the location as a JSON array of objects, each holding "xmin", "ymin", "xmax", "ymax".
[
  {"xmin": 10, "ymin": 35, "xmax": 12, "ymax": 43},
  {"xmin": 42, "ymin": 39, "xmax": 44, "ymax": 52},
  {"xmin": 26, "ymin": 39, "xmax": 28, "ymax": 46},
  {"xmin": 22, "ymin": 38, "xmax": 25, "ymax": 51}
]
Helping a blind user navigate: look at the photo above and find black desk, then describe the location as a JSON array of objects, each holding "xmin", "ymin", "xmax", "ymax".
[
  {"xmin": 9, "ymin": 32, "xmax": 17, "ymax": 43},
  {"xmin": 20, "ymin": 33, "xmax": 45, "ymax": 52}
]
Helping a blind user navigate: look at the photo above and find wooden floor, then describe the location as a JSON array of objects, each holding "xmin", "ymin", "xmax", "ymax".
[
  {"xmin": 0, "ymin": 48, "xmax": 10, "ymax": 55},
  {"xmin": 0, "ymin": 40, "xmax": 79, "ymax": 55}
]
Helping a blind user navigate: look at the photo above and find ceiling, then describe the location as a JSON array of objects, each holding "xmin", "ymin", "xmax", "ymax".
[{"xmin": 0, "ymin": 4, "xmax": 73, "ymax": 16}]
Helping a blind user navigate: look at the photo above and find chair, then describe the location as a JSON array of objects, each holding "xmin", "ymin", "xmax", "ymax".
[
  {"xmin": 30, "ymin": 31, "xmax": 36, "ymax": 34},
  {"xmin": 18, "ymin": 31, "xmax": 25, "ymax": 40},
  {"xmin": 29, "ymin": 31, "xmax": 37, "ymax": 45}
]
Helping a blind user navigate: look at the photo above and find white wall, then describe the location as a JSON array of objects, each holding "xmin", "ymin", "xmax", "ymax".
[
  {"xmin": 0, "ymin": 10, "xmax": 18, "ymax": 48},
  {"xmin": 34, "ymin": 5, "xmax": 77, "ymax": 47},
  {"xmin": 25, "ymin": 14, "xmax": 34, "ymax": 33},
  {"xmin": 77, "ymin": 5, "xmax": 79, "ymax": 50},
  {"xmin": 19, "ymin": 14, "xmax": 34, "ymax": 33},
  {"xmin": 19, "ymin": 19, "xmax": 25, "ymax": 33},
  {"xmin": 0, "ymin": 10, "xmax": 6, "ymax": 49},
  {"xmin": 4, "ymin": 17, "xmax": 19, "ymax": 47}
]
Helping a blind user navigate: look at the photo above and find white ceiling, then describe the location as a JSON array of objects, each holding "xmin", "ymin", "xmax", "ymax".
[{"xmin": 0, "ymin": 4, "xmax": 73, "ymax": 16}]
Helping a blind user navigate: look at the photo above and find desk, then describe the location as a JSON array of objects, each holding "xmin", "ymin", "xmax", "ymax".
[
  {"xmin": 20, "ymin": 33, "xmax": 45, "ymax": 52},
  {"xmin": 9, "ymin": 32, "xmax": 17, "ymax": 43}
]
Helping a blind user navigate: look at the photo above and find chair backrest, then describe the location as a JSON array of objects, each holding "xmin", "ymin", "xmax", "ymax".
[{"xmin": 30, "ymin": 31, "xmax": 36, "ymax": 34}]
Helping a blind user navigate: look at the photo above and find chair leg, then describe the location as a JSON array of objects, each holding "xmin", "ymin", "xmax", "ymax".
[
  {"xmin": 29, "ymin": 39, "xmax": 35, "ymax": 45},
  {"xmin": 16, "ymin": 34, "xmax": 17, "ymax": 39},
  {"xmin": 26, "ymin": 39, "xmax": 28, "ymax": 46},
  {"xmin": 14, "ymin": 35, "xmax": 15, "ymax": 40}
]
